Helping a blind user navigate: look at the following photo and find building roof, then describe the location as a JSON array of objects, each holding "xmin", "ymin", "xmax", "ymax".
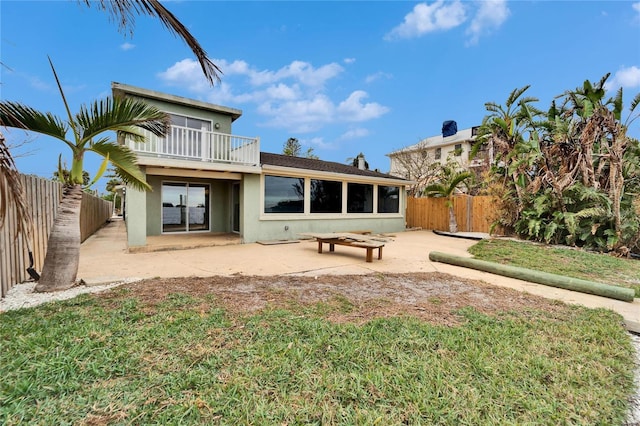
[
  {"xmin": 260, "ymin": 152, "xmax": 407, "ymax": 181},
  {"xmin": 111, "ymin": 82, "xmax": 243, "ymax": 121},
  {"xmin": 388, "ymin": 126, "xmax": 479, "ymax": 156}
]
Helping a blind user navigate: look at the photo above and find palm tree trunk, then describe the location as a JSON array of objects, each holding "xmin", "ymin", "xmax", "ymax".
[
  {"xmin": 35, "ymin": 184, "xmax": 83, "ymax": 292},
  {"xmin": 448, "ymin": 205, "xmax": 458, "ymax": 233}
]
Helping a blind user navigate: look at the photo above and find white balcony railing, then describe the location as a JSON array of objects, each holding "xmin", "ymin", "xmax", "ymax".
[{"xmin": 127, "ymin": 126, "xmax": 260, "ymax": 166}]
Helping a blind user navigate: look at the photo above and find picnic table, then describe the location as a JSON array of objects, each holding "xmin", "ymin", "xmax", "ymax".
[{"xmin": 299, "ymin": 232, "xmax": 390, "ymax": 262}]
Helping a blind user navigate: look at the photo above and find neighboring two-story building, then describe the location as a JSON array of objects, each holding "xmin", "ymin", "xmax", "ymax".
[
  {"xmin": 387, "ymin": 121, "xmax": 490, "ymax": 183},
  {"xmin": 112, "ymin": 83, "xmax": 410, "ymax": 250}
]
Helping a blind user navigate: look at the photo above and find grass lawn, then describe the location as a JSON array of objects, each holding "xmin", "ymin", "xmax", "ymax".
[
  {"xmin": 469, "ymin": 239, "xmax": 640, "ymax": 298},
  {"xmin": 1, "ymin": 284, "xmax": 636, "ymax": 425}
]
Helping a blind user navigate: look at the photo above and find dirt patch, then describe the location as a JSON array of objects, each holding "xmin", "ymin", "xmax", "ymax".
[{"xmin": 98, "ymin": 272, "xmax": 568, "ymax": 326}]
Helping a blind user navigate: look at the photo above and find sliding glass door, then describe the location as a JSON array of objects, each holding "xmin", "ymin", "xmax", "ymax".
[{"xmin": 162, "ymin": 182, "xmax": 210, "ymax": 233}]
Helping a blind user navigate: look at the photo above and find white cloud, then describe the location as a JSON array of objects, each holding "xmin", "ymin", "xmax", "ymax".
[
  {"xmin": 344, "ymin": 58, "xmax": 356, "ymax": 64},
  {"xmin": 120, "ymin": 42, "xmax": 135, "ymax": 51},
  {"xmin": 466, "ymin": 0, "xmax": 510, "ymax": 45},
  {"xmin": 337, "ymin": 91, "xmax": 390, "ymax": 122},
  {"xmin": 214, "ymin": 59, "xmax": 344, "ymax": 88},
  {"xmin": 365, "ymin": 72, "xmax": 392, "ymax": 84},
  {"xmin": 385, "ymin": 0, "xmax": 510, "ymax": 44},
  {"xmin": 157, "ymin": 58, "xmax": 210, "ymax": 93},
  {"xmin": 257, "ymin": 95, "xmax": 335, "ymax": 133},
  {"xmin": 29, "ymin": 75, "xmax": 50, "ymax": 91},
  {"xmin": 605, "ymin": 66, "xmax": 640, "ymax": 91},
  {"xmin": 385, "ymin": 1, "xmax": 467, "ymax": 40},
  {"xmin": 340, "ymin": 128, "xmax": 370, "ymax": 140},
  {"xmin": 159, "ymin": 58, "xmax": 388, "ymax": 133},
  {"xmin": 633, "ymin": 2, "xmax": 640, "ymax": 22},
  {"xmin": 305, "ymin": 136, "xmax": 333, "ymax": 149}
]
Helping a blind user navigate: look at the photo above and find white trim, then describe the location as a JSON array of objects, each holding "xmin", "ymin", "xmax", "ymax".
[
  {"xmin": 261, "ymin": 173, "xmax": 403, "ymax": 217},
  {"xmin": 259, "ymin": 213, "xmax": 404, "ymax": 221},
  {"xmin": 138, "ymin": 156, "xmax": 261, "ymax": 174},
  {"xmin": 147, "ymin": 167, "xmax": 242, "ymax": 180},
  {"xmin": 261, "ymin": 164, "xmax": 411, "ymax": 186}
]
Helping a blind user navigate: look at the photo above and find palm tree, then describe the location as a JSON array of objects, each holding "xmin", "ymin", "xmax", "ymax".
[
  {"xmin": 423, "ymin": 163, "xmax": 473, "ymax": 233},
  {"xmin": 0, "ymin": 60, "xmax": 170, "ymax": 292},
  {"xmin": 1, "ymin": 0, "xmax": 218, "ymax": 290},
  {"xmin": 477, "ymin": 86, "xmax": 542, "ymax": 205}
]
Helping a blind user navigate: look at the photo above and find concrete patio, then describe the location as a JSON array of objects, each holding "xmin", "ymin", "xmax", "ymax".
[{"xmin": 78, "ymin": 218, "xmax": 640, "ymax": 333}]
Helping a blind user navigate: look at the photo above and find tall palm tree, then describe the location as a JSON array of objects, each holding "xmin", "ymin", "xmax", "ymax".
[
  {"xmin": 1, "ymin": 0, "xmax": 218, "ymax": 290},
  {"xmin": 0, "ymin": 60, "xmax": 170, "ymax": 292},
  {"xmin": 423, "ymin": 163, "xmax": 473, "ymax": 233}
]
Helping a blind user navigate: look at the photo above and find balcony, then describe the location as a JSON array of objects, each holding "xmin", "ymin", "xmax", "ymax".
[{"xmin": 126, "ymin": 126, "xmax": 260, "ymax": 167}]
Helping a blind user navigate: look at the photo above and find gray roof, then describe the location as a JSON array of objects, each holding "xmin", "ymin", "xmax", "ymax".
[{"xmin": 260, "ymin": 152, "xmax": 406, "ymax": 180}]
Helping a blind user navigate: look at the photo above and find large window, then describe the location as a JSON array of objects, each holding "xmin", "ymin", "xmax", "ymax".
[
  {"xmin": 162, "ymin": 182, "xmax": 210, "ymax": 233},
  {"xmin": 378, "ymin": 186, "xmax": 400, "ymax": 213},
  {"xmin": 264, "ymin": 176, "xmax": 304, "ymax": 213},
  {"xmin": 264, "ymin": 176, "xmax": 401, "ymax": 215},
  {"xmin": 310, "ymin": 179, "xmax": 342, "ymax": 213},
  {"xmin": 347, "ymin": 183, "xmax": 373, "ymax": 213}
]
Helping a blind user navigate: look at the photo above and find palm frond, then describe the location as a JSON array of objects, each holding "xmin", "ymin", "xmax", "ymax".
[
  {"xmin": 506, "ymin": 85, "xmax": 531, "ymax": 108},
  {"xmin": 422, "ymin": 184, "xmax": 446, "ymax": 197},
  {"xmin": 0, "ymin": 132, "xmax": 32, "ymax": 239},
  {"xmin": 81, "ymin": 0, "xmax": 221, "ymax": 85},
  {"xmin": 0, "ymin": 101, "xmax": 70, "ymax": 147},
  {"xmin": 76, "ymin": 96, "xmax": 170, "ymax": 143},
  {"xmin": 89, "ymin": 141, "xmax": 151, "ymax": 191}
]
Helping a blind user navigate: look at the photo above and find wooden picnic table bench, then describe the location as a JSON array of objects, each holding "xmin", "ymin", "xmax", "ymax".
[{"xmin": 299, "ymin": 232, "xmax": 388, "ymax": 263}]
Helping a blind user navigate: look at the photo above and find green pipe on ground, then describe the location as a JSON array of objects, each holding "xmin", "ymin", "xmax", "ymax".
[{"xmin": 428, "ymin": 251, "xmax": 636, "ymax": 303}]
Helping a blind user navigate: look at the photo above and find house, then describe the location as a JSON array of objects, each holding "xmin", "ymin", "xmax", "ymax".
[
  {"xmin": 112, "ymin": 83, "xmax": 410, "ymax": 250},
  {"xmin": 387, "ymin": 121, "xmax": 490, "ymax": 181}
]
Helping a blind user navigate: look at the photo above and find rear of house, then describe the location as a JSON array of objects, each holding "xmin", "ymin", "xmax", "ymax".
[{"xmin": 113, "ymin": 83, "xmax": 409, "ymax": 250}]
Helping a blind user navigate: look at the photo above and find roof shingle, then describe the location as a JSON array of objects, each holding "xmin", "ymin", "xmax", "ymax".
[{"xmin": 260, "ymin": 152, "xmax": 405, "ymax": 180}]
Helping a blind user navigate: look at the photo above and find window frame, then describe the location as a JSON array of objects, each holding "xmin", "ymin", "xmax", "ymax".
[{"xmin": 261, "ymin": 174, "xmax": 403, "ymax": 218}]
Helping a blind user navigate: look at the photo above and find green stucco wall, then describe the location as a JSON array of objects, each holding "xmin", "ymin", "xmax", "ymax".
[
  {"xmin": 241, "ymin": 174, "xmax": 262, "ymax": 242},
  {"xmin": 240, "ymin": 174, "xmax": 406, "ymax": 243},
  {"xmin": 125, "ymin": 94, "xmax": 234, "ymax": 134},
  {"xmin": 125, "ymin": 174, "xmax": 147, "ymax": 248},
  {"xmin": 143, "ymin": 175, "xmax": 232, "ymax": 236}
]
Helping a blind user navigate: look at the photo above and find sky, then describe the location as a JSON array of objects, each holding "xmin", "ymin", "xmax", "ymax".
[{"xmin": 2, "ymin": 0, "xmax": 640, "ymax": 194}]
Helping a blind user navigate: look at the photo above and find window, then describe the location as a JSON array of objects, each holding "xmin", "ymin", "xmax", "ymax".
[
  {"xmin": 435, "ymin": 148, "xmax": 442, "ymax": 160},
  {"xmin": 378, "ymin": 186, "xmax": 400, "ymax": 213},
  {"xmin": 454, "ymin": 144, "xmax": 463, "ymax": 156},
  {"xmin": 162, "ymin": 182, "xmax": 210, "ymax": 233},
  {"xmin": 264, "ymin": 176, "xmax": 304, "ymax": 213},
  {"xmin": 347, "ymin": 183, "xmax": 373, "ymax": 213},
  {"xmin": 310, "ymin": 179, "xmax": 342, "ymax": 213}
]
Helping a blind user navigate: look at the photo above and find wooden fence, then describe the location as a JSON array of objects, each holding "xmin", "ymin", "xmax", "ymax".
[
  {"xmin": 0, "ymin": 174, "xmax": 113, "ymax": 298},
  {"xmin": 406, "ymin": 195, "xmax": 498, "ymax": 233}
]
